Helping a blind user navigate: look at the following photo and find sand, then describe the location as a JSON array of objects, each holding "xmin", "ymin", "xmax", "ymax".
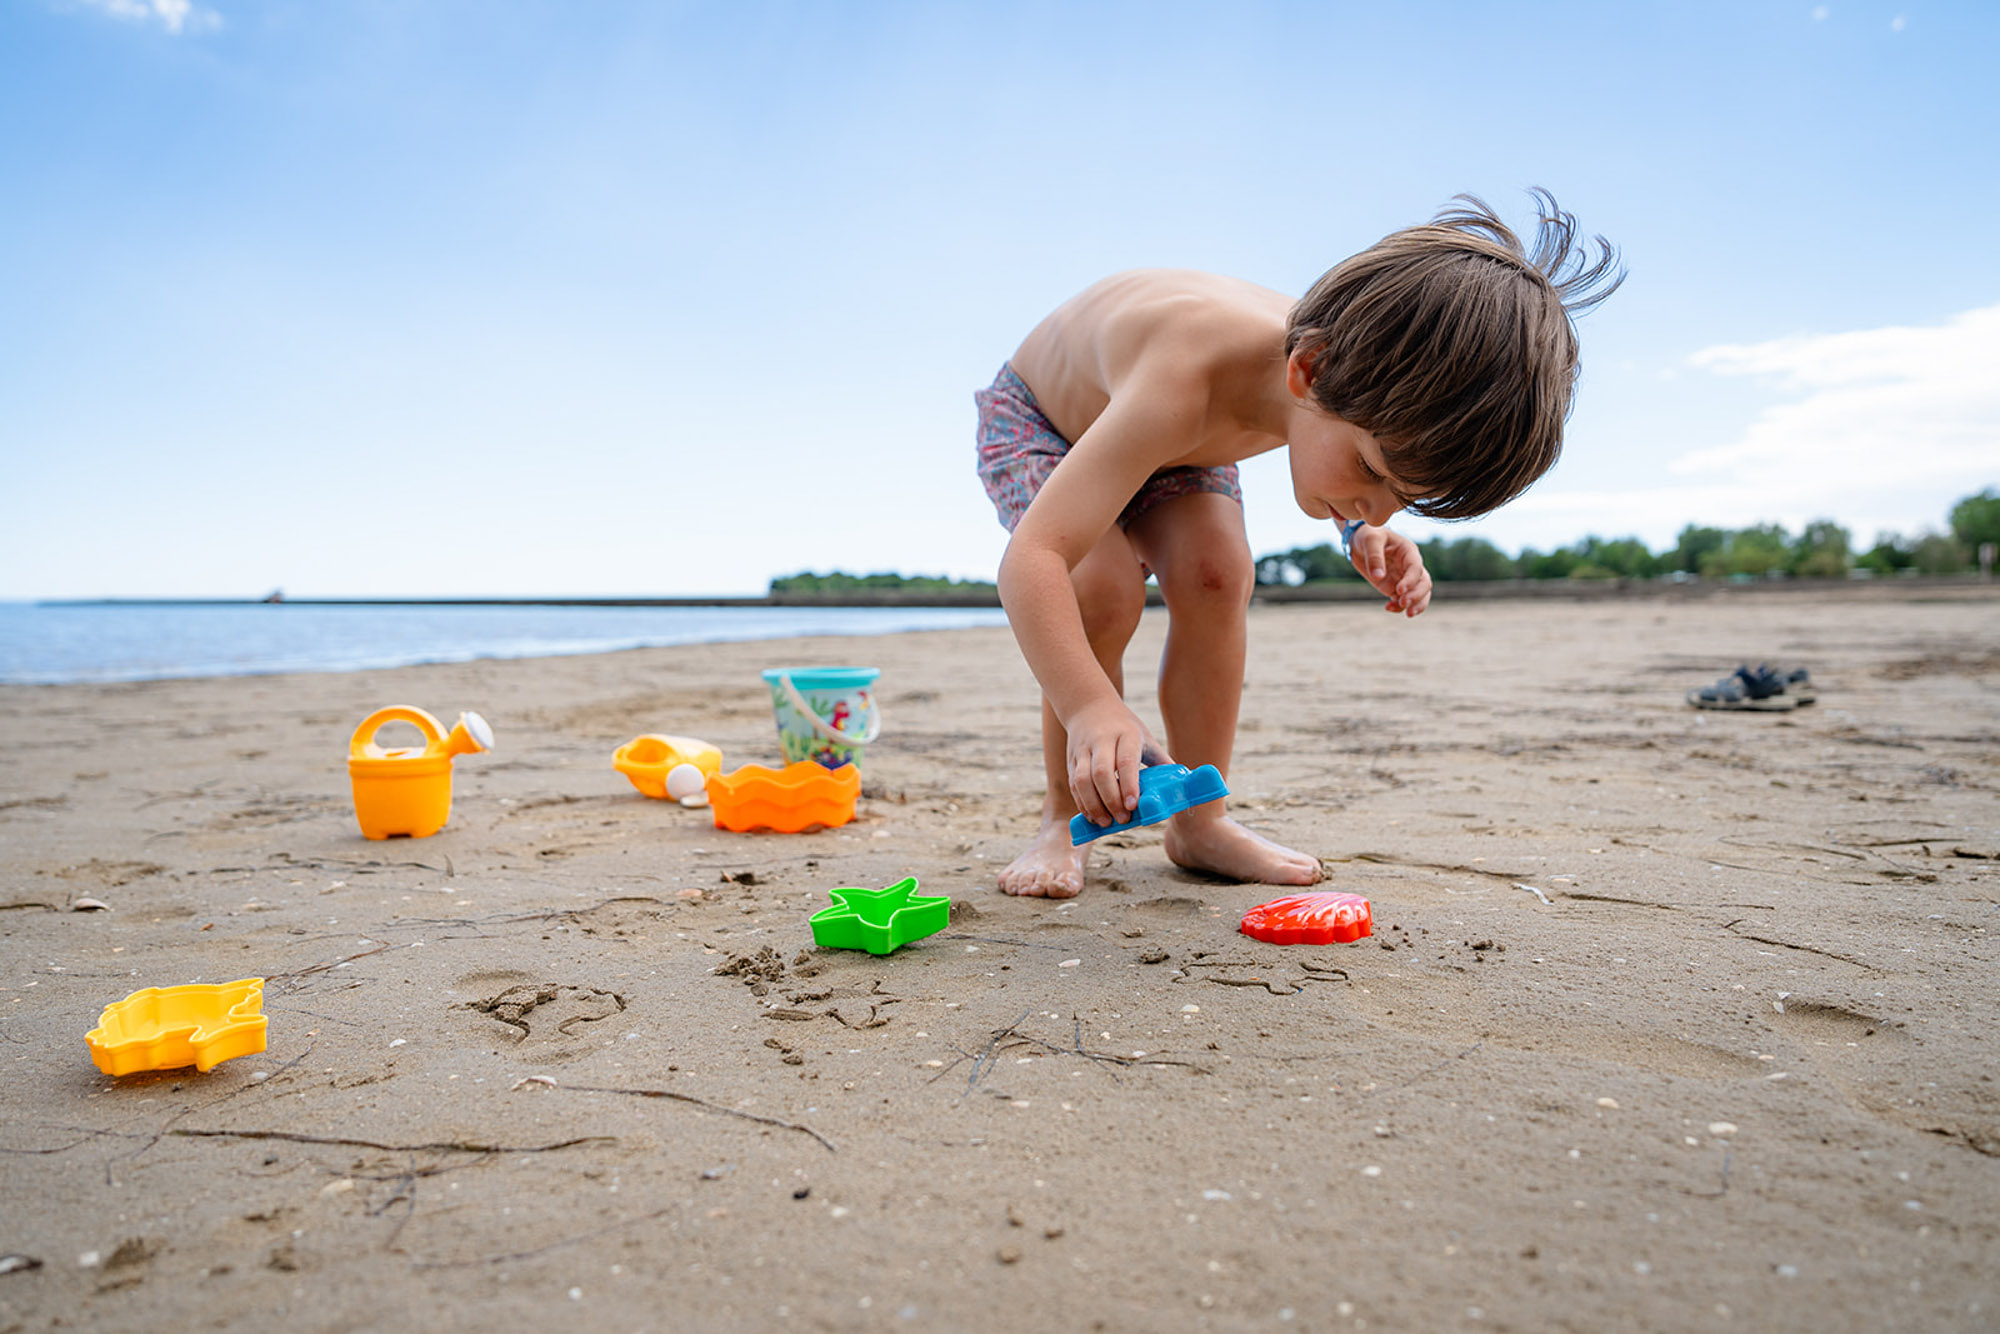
[{"xmin": 2, "ymin": 586, "xmax": 1997, "ymax": 1332}]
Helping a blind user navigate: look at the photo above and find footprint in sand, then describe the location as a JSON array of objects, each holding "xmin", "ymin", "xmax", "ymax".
[{"xmin": 455, "ymin": 977, "xmax": 627, "ymax": 1062}]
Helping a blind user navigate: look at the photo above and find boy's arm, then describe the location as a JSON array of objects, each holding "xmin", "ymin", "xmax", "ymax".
[{"xmin": 997, "ymin": 368, "xmax": 1204, "ymax": 826}]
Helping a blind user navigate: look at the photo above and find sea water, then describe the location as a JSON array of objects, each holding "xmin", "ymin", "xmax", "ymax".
[{"xmin": 0, "ymin": 602, "xmax": 1010, "ymax": 686}]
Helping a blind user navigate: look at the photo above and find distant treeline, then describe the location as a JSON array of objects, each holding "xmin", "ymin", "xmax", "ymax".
[
  {"xmin": 1256, "ymin": 486, "xmax": 2000, "ymax": 586},
  {"xmin": 768, "ymin": 488, "xmax": 1998, "ymax": 596},
  {"xmin": 769, "ymin": 571, "xmax": 999, "ymax": 594}
]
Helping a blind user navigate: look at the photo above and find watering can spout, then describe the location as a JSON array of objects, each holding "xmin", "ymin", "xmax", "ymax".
[{"xmin": 443, "ymin": 711, "xmax": 494, "ymax": 759}]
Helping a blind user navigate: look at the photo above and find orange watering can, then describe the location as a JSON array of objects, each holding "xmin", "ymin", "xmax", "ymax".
[{"xmin": 347, "ymin": 706, "xmax": 492, "ymax": 839}]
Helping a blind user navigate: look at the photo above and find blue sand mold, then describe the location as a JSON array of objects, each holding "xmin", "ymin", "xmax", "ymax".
[{"xmin": 1069, "ymin": 763, "xmax": 1229, "ymax": 846}]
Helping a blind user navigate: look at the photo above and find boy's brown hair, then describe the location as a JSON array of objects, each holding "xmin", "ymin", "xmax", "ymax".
[{"xmin": 1284, "ymin": 189, "xmax": 1623, "ymax": 520}]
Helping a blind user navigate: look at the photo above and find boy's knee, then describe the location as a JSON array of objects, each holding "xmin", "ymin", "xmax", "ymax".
[
  {"xmin": 1073, "ymin": 567, "xmax": 1146, "ymax": 643},
  {"xmin": 1161, "ymin": 547, "xmax": 1254, "ymax": 607}
]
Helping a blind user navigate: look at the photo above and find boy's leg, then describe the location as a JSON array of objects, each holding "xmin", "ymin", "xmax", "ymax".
[
  {"xmin": 998, "ymin": 527, "xmax": 1149, "ymax": 898},
  {"xmin": 1126, "ymin": 492, "xmax": 1323, "ymax": 885}
]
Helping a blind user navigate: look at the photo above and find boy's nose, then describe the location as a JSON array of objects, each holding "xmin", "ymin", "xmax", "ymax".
[{"xmin": 1361, "ymin": 489, "xmax": 1402, "ymax": 527}]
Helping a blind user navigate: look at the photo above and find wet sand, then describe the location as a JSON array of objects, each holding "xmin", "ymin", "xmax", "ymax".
[{"xmin": 2, "ymin": 586, "xmax": 1997, "ymax": 1332}]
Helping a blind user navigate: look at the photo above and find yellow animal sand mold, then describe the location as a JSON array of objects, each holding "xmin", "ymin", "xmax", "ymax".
[
  {"xmin": 707, "ymin": 761, "xmax": 861, "ymax": 833},
  {"xmin": 613, "ymin": 734, "xmax": 723, "ymax": 799},
  {"xmin": 347, "ymin": 706, "xmax": 493, "ymax": 839},
  {"xmin": 86, "ymin": 978, "xmax": 268, "ymax": 1075}
]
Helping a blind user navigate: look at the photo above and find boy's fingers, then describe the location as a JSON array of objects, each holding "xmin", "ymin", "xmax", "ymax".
[
  {"xmin": 1071, "ymin": 756, "xmax": 1110, "ymax": 825},
  {"xmin": 1117, "ymin": 741, "xmax": 1142, "ymax": 814},
  {"xmin": 1091, "ymin": 751, "xmax": 1131, "ymax": 824}
]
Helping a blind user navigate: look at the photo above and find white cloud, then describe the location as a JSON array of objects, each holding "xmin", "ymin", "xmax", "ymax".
[
  {"xmin": 1464, "ymin": 304, "xmax": 2000, "ymax": 550},
  {"xmin": 68, "ymin": 0, "xmax": 220, "ymax": 35},
  {"xmin": 1676, "ymin": 302, "xmax": 1999, "ymax": 494}
]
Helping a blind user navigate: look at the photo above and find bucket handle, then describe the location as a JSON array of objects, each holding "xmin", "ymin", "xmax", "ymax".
[
  {"xmin": 776, "ymin": 674, "xmax": 882, "ymax": 747},
  {"xmin": 350, "ymin": 706, "xmax": 447, "ymax": 758}
]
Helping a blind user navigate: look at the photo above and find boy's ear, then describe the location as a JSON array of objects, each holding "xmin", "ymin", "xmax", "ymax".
[{"xmin": 1284, "ymin": 347, "xmax": 1315, "ymax": 399}]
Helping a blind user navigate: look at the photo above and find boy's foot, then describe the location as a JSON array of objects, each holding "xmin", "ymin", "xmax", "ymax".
[
  {"xmin": 998, "ymin": 817, "xmax": 1090, "ymax": 898},
  {"xmin": 1164, "ymin": 812, "xmax": 1322, "ymax": 885}
]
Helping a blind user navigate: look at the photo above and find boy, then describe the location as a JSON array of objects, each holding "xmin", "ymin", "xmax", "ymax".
[{"xmin": 975, "ymin": 191, "xmax": 1621, "ymax": 898}]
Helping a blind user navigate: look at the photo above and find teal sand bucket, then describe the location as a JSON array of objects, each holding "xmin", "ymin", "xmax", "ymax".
[{"xmin": 762, "ymin": 667, "xmax": 882, "ymax": 770}]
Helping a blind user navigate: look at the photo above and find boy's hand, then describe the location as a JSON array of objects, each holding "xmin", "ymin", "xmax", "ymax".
[
  {"xmin": 1349, "ymin": 525, "xmax": 1433, "ymax": 617},
  {"xmin": 1065, "ymin": 698, "xmax": 1169, "ymax": 828}
]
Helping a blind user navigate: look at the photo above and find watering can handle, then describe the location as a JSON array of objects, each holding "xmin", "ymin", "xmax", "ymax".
[
  {"xmin": 350, "ymin": 706, "xmax": 447, "ymax": 758},
  {"xmin": 776, "ymin": 675, "xmax": 882, "ymax": 747}
]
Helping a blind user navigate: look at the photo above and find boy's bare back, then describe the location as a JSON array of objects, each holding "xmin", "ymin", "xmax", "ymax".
[{"xmin": 1008, "ymin": 269, "xmax": 1297, "ymax": 475}]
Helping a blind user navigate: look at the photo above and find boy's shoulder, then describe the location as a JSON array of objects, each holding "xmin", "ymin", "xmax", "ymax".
[
  {"xmin": 1079, "ymin": 270, "xmax": 1291, "ymax": 374},
  {"xmin": 1085, "ymin": 268, "xmax": 1291, "ymax": 325}
]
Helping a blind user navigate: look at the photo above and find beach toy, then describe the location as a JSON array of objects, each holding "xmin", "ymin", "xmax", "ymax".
[
  {"xmin": 707, "ymin": 760, "xmax": 861, "ymax": 833},
  {"xmin": 1069, "ymin": 763, "xmax": 1228, "ymax": 846},
  {"xmin": 347, "ymin": 706, "xmax": 492, "ymax": 839},
  {"xmin": 1240, "ymin": 893, "xmax": 1373, "ymax": 945},
  {"xmin": 613, "ymin": 734, "xmax": 723, "ymax": 798},
  {"xmin": 762, "ymin": 667, "xmax": 881, "ymax": 770},
  {"xmin": 809, "ymin": 877, "xmax": 949, "ymax": 955},
  {"xmin": 86, "ymin": 979, "xmax": 267, "ymax": 1075},
  {"xmin": 666, "ymin": 764, "xmax": 709, "ymax": 803}
]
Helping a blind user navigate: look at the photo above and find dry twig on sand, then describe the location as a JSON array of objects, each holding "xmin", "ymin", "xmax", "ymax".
[
  {"xmin": 553, "ymin": 1082, "xmax": 836, "ymax": 1153},
  {"xmin": 170, "ymin": 1128, "xmax": 611, "ymax": 1155}
]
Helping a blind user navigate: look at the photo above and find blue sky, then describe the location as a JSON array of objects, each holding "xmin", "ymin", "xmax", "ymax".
[{"xmin": 3, "ymin": 0, "xmax": 1995, "ymax": 597}]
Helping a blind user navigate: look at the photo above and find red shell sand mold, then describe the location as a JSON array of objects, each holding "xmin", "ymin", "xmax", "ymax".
[{"xmin": 1239, "ymin": 892, "xmax": 1373, "ymax": 945}]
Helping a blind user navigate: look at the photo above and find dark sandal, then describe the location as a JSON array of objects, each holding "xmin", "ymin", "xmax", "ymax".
[
  {"xmin": 1764, "ymin": 664, "xmax": 1817, "ymax": 704},
  {"xmin": 1687, "ymin": 664, "xmax": 1798, "ymax": 711}
]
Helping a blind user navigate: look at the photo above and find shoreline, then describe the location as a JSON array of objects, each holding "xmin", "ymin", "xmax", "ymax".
[{"xmin": 37, "ymin": 572, "xmax": 1997, "ymax": 610}]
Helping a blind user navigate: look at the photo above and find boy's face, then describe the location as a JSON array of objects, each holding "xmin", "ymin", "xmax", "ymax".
[{"xmin": 1283, "ymin": 351, "xmax": 1410, "ymax": 529}]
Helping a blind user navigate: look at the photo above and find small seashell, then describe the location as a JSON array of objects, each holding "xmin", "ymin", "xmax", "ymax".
[
  {"xmin": 320, "ymin": 1179, "xmax": 354, "ymax": 1196},
  {"xmin": 70, "ymin": 898, "xmax": 111, "ymax": 912},
  {"xmin": 1058, "ymin": 959, "xmax": 1081, "ymax": 968},
  {"xmin": 511, "ymin": 1075, "xmax": 557, "ymax": 1091},
  {"xmin": 1597, "ymin": 1097, "xmax": 1620, "ymax": 1109},
  {"xmin": 1708, "ymin": 1121, "xmax": 1738, "ymax": 1137}
]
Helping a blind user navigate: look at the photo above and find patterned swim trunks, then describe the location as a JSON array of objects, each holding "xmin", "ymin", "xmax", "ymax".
[{"xmin": 974, "ymin": 363, "xmax": 1242, "ymax": 534}]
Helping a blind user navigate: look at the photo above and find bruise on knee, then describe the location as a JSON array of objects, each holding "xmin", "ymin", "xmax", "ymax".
[{"xmin": 1163, "ymin": 550, "xmax": 1253, "ymax": 605}]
